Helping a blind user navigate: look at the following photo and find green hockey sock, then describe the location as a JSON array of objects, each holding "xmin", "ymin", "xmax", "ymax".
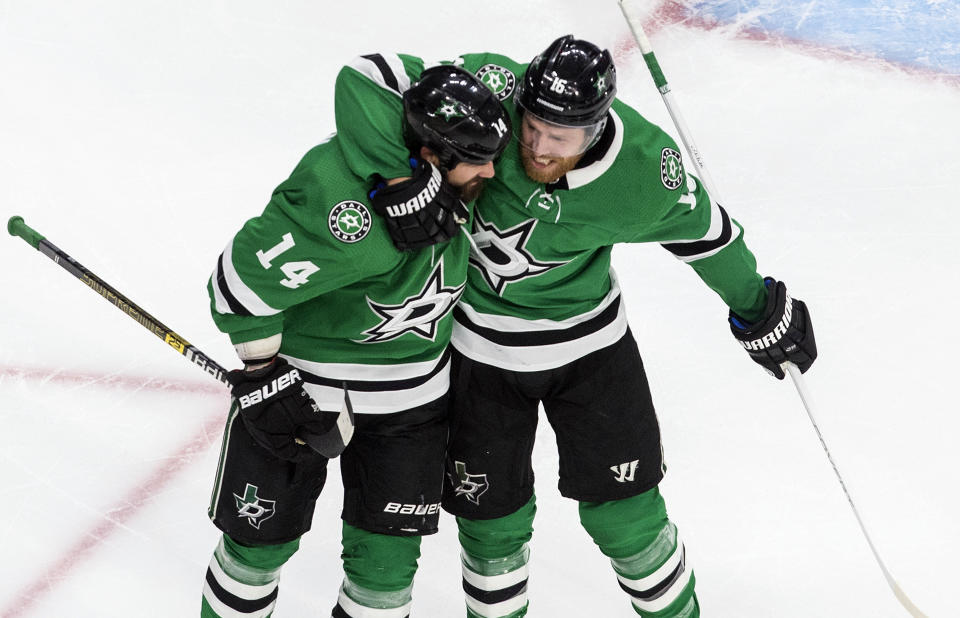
[
  {"xmin": 335, "ymin": 522, "xmax": 421, "ymax": 617},
  {"xmin": 579, "ymin": 489, "xmax": 699, "ymax": 618},
  {"xmin": 457, "ymin": 495, "xmax": 536, "ymax": 618},
  {"xmin": 200, "ymin": 534, "xmax": 299, "ymax": 617}
]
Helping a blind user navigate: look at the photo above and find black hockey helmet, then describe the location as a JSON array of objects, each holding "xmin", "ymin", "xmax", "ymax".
[
  {"xmin": 402, "ymin": 65, "xmax": 512, "ymax": 170},
  {"xmin": 516, "ymin": 35, "xmax": 617, "ymax": 128}
]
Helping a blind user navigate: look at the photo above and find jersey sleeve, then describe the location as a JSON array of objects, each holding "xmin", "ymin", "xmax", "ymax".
[
  {"xmin": 207, "ymin": 167, "xmax": 380, "ymax": 344},
  {"xmin": 334, "ymin": 53, "xmax": 426, "ymax": 182},
  {"xmin": 616, "ymin": 128, "xmax": 767, "ymax": 320},
  {"xmin": 652, "ymin": 174, "xmax": 766, "ymax": 320}
]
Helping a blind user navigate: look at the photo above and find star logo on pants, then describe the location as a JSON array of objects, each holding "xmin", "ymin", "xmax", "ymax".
[{"xmin": 234, "ymin": 483, "xmax": 277, "ymax": 529}]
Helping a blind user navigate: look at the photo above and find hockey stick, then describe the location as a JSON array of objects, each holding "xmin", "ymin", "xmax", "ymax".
[
  {"xmin": 616, "ymin": 3, "xmax": 927, "ymax": 615},
  {"xmin": 7, "ymin": 215, "xmax": 354, "ymax": 459},
  {"xmin": 784, "ymin": 363, "xmax": 926, "ymax": 617}
]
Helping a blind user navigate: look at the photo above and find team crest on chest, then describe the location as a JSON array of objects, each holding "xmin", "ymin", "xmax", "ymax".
[
  {"xmin": 329, "ymin": 200, "xmax": 372, "ymax": 243},
  {"xmin": 476, "ymin": 64, "xmax": 516, "ymax": 101},
  {"xmin": 468, "ymin": 211, "xmax": 567, "ymax": 296},
  {"xmin": 660, "ymin": 148, "xmax": 684, "ymax": 190},
  {"xmin": 360, "ymin": 259, "xmax": 464, "ymax": 343}
]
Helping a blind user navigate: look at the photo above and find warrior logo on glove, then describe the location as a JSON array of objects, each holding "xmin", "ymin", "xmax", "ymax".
[{"xmin": 729, "ymin": 278, "xmax": 817, "ymax": 380}]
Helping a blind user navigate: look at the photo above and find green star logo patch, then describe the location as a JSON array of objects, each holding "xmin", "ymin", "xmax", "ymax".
[
  {"xmin": 660, "ymin": 147, "xmax": 684, "ymax": 190},
  {"xmin": 435, "ymin": 101, "xmax": 465, "ymax": 121},
  {"xmin": 328, "ymin": 200, "xmax": 372, "ymax": 243},
  {"xmin": 595, "ymin": 74, "xmax": 607, "ymax": 95},
  {"xmin": 476, "ymin": 64, "xmax": 516, "ymax": 101}
]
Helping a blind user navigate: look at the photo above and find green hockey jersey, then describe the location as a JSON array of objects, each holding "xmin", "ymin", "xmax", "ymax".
[
  {"xmin": 207, "ymin": 134, "xmax": 470, "ymax": 413},
  {"xmin": 335, "ymin": 52, "xmax": 767, "ymax": 371}
]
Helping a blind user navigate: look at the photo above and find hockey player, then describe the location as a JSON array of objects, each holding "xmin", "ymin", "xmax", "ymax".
[
  {"xmin": 334, "ymin": 37, "xmax": 817, "ymax": 618},
  {"xmin": 200, "ymin": 65, "xmax": 511, "ymax": 618}
]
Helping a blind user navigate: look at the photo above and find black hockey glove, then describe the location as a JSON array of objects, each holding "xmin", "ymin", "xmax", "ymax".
[
  {"xmin": 729, "ymin": 277, "xmax": 817, "ymax": 380},
  {"xmin": 227, "ymin": 357, "xmax": 336, "ymax": 461},
  {"xmin": 369, "ymin": 158, "xmax": 469, "ymax": 252}
]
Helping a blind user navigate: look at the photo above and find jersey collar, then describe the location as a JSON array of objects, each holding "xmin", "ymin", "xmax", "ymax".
[{"xmin": 545, "ymin": 109, "xmax": 624, "ymax": 192}]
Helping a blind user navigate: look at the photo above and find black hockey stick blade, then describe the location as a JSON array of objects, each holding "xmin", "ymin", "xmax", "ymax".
[{"xmin": 295, "ymin": 384, "xmax": 356, "ymax": 459}]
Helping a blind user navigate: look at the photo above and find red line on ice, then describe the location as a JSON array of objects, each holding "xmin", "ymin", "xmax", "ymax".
[
  {"xmin": 0, "ymin": 365, "xmax": 223, "ymax": 396},
  {"xmin": 617, "ymin": 0, "xmax": 959, "ymax": 86},
  {"xmin": 0, "ymin": 369, "xmax": 226, "ymax": 617}
]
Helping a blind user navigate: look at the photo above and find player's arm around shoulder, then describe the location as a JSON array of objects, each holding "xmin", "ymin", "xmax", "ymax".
[{"xmin": 335, "ymin": 53, "xmax": 427, "ymax": 181}]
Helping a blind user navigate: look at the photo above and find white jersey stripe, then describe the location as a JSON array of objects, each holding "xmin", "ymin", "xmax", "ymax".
[
  {"xmin": 210, "ymin": 266, "xmax": 231, "ymax": 316},
  {"xmin": 284, "ymin": 350, "xmax": 446, "ymax": 381},
  {"xmin": 667, "ymin": 176, "xmax": 726, "ymax": 244},
  {"xmin": 381, "ymin": 53, "xmax": 412, "ymax": 92},
  {"xmin": 456, "ymin": 274, "xmax": 622, "ymax": 333},
  {"xmin": 297, "ymin": 357, "xmax": 450, "ymax": 414},
  {"xmin": 674, "ymin": 220, "xmax": 742, "ymax": 263},
  {"xmin": 565, "ymin": 109, "xmax": 625, "ymax": 189},
  {"xmin": 348, "ymin": 54, "xmax": 410, "ymax": 97},
  {"xmin": 219, "ymin": 238, "xmax": 281, "ymax": 317},
  {"xmin": 452, "ymin": 296, "xmax": 629, "ymax": 372}
]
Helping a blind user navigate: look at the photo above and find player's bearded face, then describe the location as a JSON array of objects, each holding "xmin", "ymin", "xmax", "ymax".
[
  {"xmin": 518, "ymin": 113, "xmax": 589, "ymax": 183},
  {"xmin": 446, "ymin": 160, "xmax": 495, "ymax": 202}
]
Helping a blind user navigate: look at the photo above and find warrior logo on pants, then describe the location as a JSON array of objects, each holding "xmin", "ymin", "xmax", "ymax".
[
  {"xmin": 449, "ymin": 461, "xmax": 490, "ymax": 505},
  {"xmin": 234, "ymin": 483, "xmax": 277, "ymax": 529}
]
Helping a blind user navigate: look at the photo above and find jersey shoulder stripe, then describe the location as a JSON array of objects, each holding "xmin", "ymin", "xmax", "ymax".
[{"xmin": 349, "ymin": 53, "xmax": 411, "ymax": 96}]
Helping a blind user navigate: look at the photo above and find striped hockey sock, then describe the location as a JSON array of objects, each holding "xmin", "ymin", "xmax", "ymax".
[
  {"xmin": 612, "ymin": 522, "xmax": 698, "ymax": 617},
  {"xmin": 579, "ymin": 489, "xmax": 698, "ymax": 618},
  {"xmin": 201, "ymin": 535, "xmax": 297, "ymax": 618},
  {"xmin": 456, "ymin": 496, "xmax": 536, "ymax": 618},
  {"xmin": 461, "ymin": 544, "xmax": 530, "ymax": 618}
]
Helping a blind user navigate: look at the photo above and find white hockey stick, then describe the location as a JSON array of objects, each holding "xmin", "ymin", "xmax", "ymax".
[
  {"xmin": 784, "ymin": 364, "xmax": 926, "ymax": 617},
  {"xmin": 617, "ymin": 2, "xmax": 927, "ymax": 615}
]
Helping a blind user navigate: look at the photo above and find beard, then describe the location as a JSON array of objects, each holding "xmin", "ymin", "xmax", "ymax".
[
  {"xmin": 519, "ymin": 146, "xmax": 582, "ymax": 184},
  {"xmin": 456, "ymin": 177, "xmax": 486, "ymax": 203}
]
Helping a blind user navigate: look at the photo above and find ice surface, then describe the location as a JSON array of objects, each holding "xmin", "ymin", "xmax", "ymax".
[{"xmin": 1, "ymin": 1, "xmax": 957, "ymax": 616}]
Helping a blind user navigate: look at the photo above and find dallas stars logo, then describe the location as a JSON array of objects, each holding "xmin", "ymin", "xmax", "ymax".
[
  {"xmin": 476, "ymin": 64, "xmax": 516, "ymax": 101},
  {"xmin": 468, "ymin": 211, "xmax": 567, "ymax": 296},
  {"xmin": 596, "ymin": 73, "xmax": 607, "ymax": 95},
  {"xmin": 660, "ymin": 147, "xmax": 684, "ymax": 190},
  {"xmin": 360, "ymin": 259, "xmax": 464, "ymax": 343},
  {"xmin": 329, "ymin": 200, "xmax": 372, "ymax": 243},
  {"xmin": 449, "ymin": 461, "xmax": 489, "ymax": 506},
  {"xmin": 434, "ymin": 101, "xmax": 465, "ymax": 122},
  {"xmin": 234, "ymin": 483, "xmax": 276, "ymax": 530}
]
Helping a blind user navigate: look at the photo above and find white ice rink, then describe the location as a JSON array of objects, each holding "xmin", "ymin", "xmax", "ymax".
[{"xmin": 1, "ymin": 1, "xmax": 958, "ymax": 616}]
